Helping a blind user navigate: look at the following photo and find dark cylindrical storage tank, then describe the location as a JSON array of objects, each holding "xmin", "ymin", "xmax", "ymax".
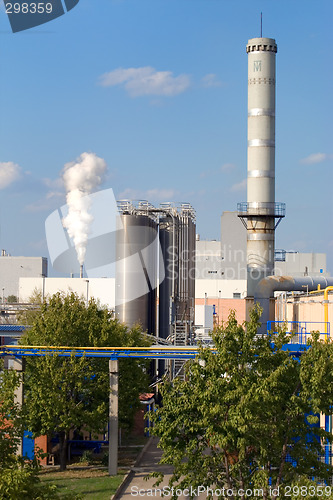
[
  {"xmin": 188, "ymin": 217, "xmax": 196, "ymax": 312},
  {"xmin": 158, "ymin": 216, "xmax": 179, "ymax": 340},
  {"xmin": 115, "ymin": 213, "xmax": 158, "ymax": 335}
]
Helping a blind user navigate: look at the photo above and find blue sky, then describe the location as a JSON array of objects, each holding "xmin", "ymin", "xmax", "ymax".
[{"xmin": 0, "ymin": 0, "xmax": 332, "ymax": 275}]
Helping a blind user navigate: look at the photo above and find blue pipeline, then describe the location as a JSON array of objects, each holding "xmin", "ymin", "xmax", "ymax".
[
  {"xmin": 0, "ymin": 343, "xmax": 310, "ymax": 360},
  {"xmin": 325, "ymin": 415, "xmax": 331, "ymax": 465}
]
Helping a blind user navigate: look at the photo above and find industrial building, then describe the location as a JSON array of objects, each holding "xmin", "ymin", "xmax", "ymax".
[
  {"xmin": 275, "ymin": 288, "xmax": 333, "ymax": 340},
  {"xmin": 196, "ymin": 211, "xmax": 328, "ymax": 296},
  {"xmin": 0, "ymin": 251, "xmax": 47, "ymax": 301},
  {"xmin": 4, "ymin": 34, "xmax": 333, "ymax": 344},
  {"xmin": 2, "ymin": 31, "xmax": 333, "ymax": 474}
]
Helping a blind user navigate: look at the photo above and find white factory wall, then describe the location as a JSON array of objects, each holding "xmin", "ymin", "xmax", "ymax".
[
  {"xmin": 220, "ymin": 211, "xmax": 247, "ymax": 279},
  {"xmin": 195, "ymin": 279, "xmax": 247, "ymax": 299},
  {"xmin": 0, "ymin": 255, "xmax": 47, "ymax": 299},
  {"xmin": 196, "ymin": 240, "xmax": 225, "ymax": 280},
  {"xmin": 195, "ymin": 305, "xmax": 214, "ymax": 339},
  {"xmin": 19, "ymin": 277, "xmax": 115, "ymax": 310},
  {"xmin": 196, "ymin": 240, "xmax": 221, "ymax": 256},
  {"xmin": 274, "ymin": 253, "xmax": 327, "ymax": 277},
  {"xmin": 19, "ymin": 275, "xmax": 246, "ymax": 307}
]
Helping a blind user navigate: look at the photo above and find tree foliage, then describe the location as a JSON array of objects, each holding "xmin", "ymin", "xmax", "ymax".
[
  {"xmin": 21, "ymin": 292, "xmax": 150, "ymax": 470},
  {"xmin": 17, "ymin": 288, "xmax": 43, "ymax": 326},
  {"xmin": 0, "ymin": 360, "xmax": 24, "ymax": 467},
  {"xmin": 6, "ymin": 295, "xmax": 18, "ymax": 304},
  {"xmin": 0, "ymin": 360, "xmax": 58, "ymax": 499},
  {"xmin": 149, "ymin": 307, "xmax": 333, "ymax": 500}
]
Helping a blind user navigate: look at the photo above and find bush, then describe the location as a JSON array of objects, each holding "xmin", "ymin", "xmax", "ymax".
[
  {"xmin": 0, "ymin": 360, "xmax": 58, "ymax": 499},
  {"xmin": 101, "ymin": 452, "xmax": 108, "ymax": 467},
  {"xmin": 0, "ymin": 456, "xmax": 57, "ymax": 500},
  {"xmin": 79, "ymin": 450, "xmax": 94, "ymax": 465}
]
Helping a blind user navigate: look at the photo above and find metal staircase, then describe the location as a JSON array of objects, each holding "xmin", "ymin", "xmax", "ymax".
[{"xmin": 170, "ymin": 321, "xmax": 188, "ymax": 381}]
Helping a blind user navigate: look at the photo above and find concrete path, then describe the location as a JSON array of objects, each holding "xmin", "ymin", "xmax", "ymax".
[{"xmin": 115, "ymin": 437, "xmax": 207, "ymax": 499}]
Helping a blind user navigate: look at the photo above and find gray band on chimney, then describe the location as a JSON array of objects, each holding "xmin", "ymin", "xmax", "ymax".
[
  {"xmin": 248, "ymin": 108, "xmax": 275, "ymax": 117},
  {"xmin": 248, "ymin": 139, "xmax": 275, "ymax": 147},
  {"xmin": 248, "ymin": 170, "xmax": 275, "ymax": 178}
]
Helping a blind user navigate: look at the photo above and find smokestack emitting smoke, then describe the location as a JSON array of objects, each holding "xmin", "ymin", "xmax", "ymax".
[{"xmin": 62, "ymin": 152, "xmax": 107, "ymax": 270}]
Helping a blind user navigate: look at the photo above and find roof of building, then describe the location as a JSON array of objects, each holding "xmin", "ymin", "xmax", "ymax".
[{"xmin": 0, "ymin": 325, "xmax": 26, "ymax": 331}]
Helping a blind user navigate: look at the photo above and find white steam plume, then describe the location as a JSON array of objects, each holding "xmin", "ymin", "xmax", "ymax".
[{"xmin": 62, "ymin": 152, "xmax": 107, "ymax": 266}]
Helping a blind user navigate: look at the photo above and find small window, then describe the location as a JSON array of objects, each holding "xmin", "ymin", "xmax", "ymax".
[{"xmin": 233, "ymin": 293, "xmax": 241, "ymax": 299}]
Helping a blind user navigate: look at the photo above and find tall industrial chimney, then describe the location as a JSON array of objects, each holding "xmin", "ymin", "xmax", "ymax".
[{"xmin": 238, "ymin": 37, "xmax": 285, "ymax": 326}]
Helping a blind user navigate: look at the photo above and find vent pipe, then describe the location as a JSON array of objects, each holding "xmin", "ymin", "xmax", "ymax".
[{"xmin": 80, "ymin": 264, "xmax": 84, "ymax": 278}]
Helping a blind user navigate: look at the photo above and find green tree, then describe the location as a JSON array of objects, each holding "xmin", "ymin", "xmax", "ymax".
[
  {"xmin": 0, "ymin": 360, "xmax": 57, "ymax": 499},
  {"xmin": 17, "ymin": 289, "xmax": 43, "ymax": 326},
  {"xmin": 149, "ymin": 308, "xmax": 333, "ymax": 500},
  {"xmin": 21, "ymin": 292, "xmax": 150, "ymax": 471},
  {"xmin": 0, "ymin": 359, "xmax": 23, "ymax": 467},
  {"xmin": 6, "ymin": 295, "xmax": 18, "ymax": 304}
]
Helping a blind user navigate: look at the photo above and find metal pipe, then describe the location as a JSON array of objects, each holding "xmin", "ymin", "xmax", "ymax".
[
  {"xmin": 254, "ymin": 276, "xmax": 333, "ymax": 334},
  {"xmin": 323, "ymin": 286, "xmax": 333, "ymax": 334},
  {"xmin": 1, "ymin": 344, "xmax": 307, "ymax": 360},
  {"xmin": 256, "ymin": 276, "xmax": 333, "ymax": 299},
  {"xmin": 85, "ymin": 280, "xmax": 89, "ymax": 307}
]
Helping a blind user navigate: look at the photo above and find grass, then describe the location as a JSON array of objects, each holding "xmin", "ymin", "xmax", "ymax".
[
  {"xmin": 39, "ymin": 435, "xmax": 148, "ymax": 499},
  {"xmin": 40, "ymin": 468, "xmax": 125, "ymax": 499}
]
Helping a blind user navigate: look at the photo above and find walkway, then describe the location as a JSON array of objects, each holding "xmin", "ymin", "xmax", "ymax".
[{"xmin": 116, "ymin": 437, "xmax": 207, "ymax": 499}]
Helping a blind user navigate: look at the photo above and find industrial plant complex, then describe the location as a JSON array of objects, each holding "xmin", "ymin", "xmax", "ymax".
[
  {"xmin": 1, "ymin": 32, "xmax": 332, "ymax": 481},
  {"xmin": 0, "ymin": 1, "xmax": 331, "ymax": 498},
  {"xmin": 0, "ymin": 35, "xmax": 332, "ymax": 348}
]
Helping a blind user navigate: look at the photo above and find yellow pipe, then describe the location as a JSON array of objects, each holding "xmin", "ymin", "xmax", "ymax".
[
  {"xmin": 310, "ymin": 284, "xmax": 322, "ymax": 295},
  {"xmin": 324, "ymin": 286, "xmax": 333, "ymax": 335}
]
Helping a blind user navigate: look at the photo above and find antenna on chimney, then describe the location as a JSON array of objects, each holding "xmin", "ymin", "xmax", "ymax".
[{"xmin": 260, "ymin": 12, "xmax": 263, "ymax": 37}]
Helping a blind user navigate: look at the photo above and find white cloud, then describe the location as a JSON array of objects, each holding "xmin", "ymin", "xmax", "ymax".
[
  {"xmin": 0, "ymin": 162, "xmax": 21, "ymax": 189},
  {"xmin": 146, "ymin": 188, "xmax": 176, "ymax": 200},
  {"xmin": 118, "ymin": 187, "xmax": 177, "ymax": 201},
  {"xmin": 221, "ymin": 163, "xmax": 236, "ymax": 172},
  {"xmin": 43, "ymin": 177, "xmax": 63, "ymax": 189},
  {"xmin": 98, "ymin": 66, "xmax": 191, "ymax": 97},
  {"xmin": 117, "ymin": 188, "xmax": 139, "ymax": 200},
  {"xmin": 199, "ymin": 169, "xmax": 211, "ymax": 179},
  {"xmin": 300, "ymin": 153, "xmax": 332, "ymax": 165},
  {"xmin": 24, "ymin": 176, "xmax": 65, "ymax": 212},
  {"xmin": 200, "ymin": 163, "xmax": 237, "ymax": 179},
  {"xmin": 201, "ymin": 73, "xmax": 222, "ymax": 88},
  {"xmin": 42, "ymin": 177, "xmax": 64, "ymax": 199},
  {"xmin": 230, "ymin": 179, "xmax": 247, "ymax": 192},
  {"xmin": 25, "ymin": 200, "xmax": 55, "ymax": 212}
]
